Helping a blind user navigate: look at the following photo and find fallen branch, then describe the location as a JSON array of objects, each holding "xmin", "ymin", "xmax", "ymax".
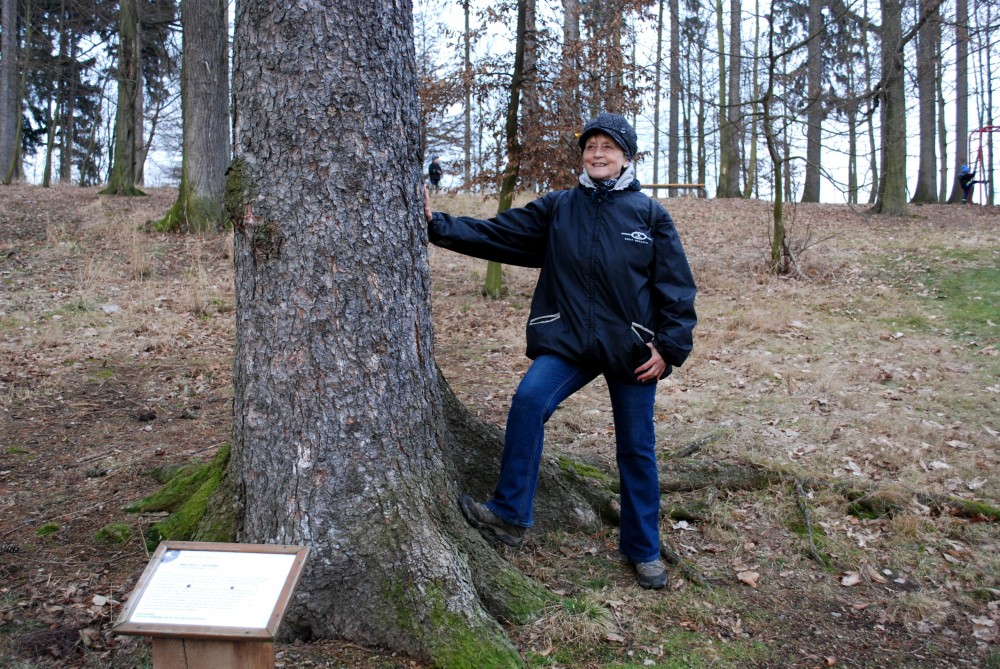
[
  {"xmin": 660, "ymin": 539, "xmax": 711, "ymax": 588},
  {"xmin": 669, "ymin": 430, "xmax": 728, "ymax": 459}
]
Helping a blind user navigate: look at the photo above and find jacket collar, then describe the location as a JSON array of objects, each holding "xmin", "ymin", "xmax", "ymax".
[{"xmin": 579, "ymin": 162, "xmax": 638, "ymax": 192}]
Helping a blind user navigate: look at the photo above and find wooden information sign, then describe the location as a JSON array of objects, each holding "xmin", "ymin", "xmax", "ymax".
[{"xmin": 114, "ymin": 541, "xmax": 309, "ymax": 669}]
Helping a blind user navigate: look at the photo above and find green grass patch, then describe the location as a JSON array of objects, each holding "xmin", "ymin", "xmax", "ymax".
[
  {"xmin": 59, "ymin": 300, "xmax": 90, "ymax": 314},
  {"xmin": 95, "ymin": 523, "xmax": 133, "ymax": 544},
  {"xmin": 937, "ymin": 266, "xmax": 1000, "ymax": 343},
  {"xmin": 0, "ymin": 316, "xmax": 23, "ymax": 330},
  {"xmin": 90, "ymin": 367, "xmax": 115, "ymax": 380},
  {"xmin": 531, "ymin": 629, "xmax": 773, "ymax": 668},
  {"xmin": 786, "ymin": 519, "xmax": 835, "ymax": 570},
  {"xmin": 35, "ymin": 522, "xmax": 60, "ymax": 537},
  {"xmin": 873, "ymin": 247, "xmax": 999, "ymax": 347},
  {"xmin": 3, "ymin": 445, "xmax": 28, "ymax": 455}
]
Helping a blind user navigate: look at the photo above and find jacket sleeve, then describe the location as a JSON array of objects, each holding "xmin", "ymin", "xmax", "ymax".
[
  {"xmin": 650, "ymin": 203, "xmax": 698, "ymax": 367},
  {"xmin": 427, "ymin": 195, "xmax": 556, "ymax": 268}
]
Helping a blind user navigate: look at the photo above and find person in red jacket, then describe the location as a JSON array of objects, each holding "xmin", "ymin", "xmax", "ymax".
[{"xmin": 425, "ymin": 113, "xmax": 697, "ymax": 589}]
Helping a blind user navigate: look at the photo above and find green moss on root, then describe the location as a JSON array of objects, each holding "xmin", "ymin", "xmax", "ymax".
[
  {"xmin": 380, "ymin": 581, "xmax": 523, "ymax": 669},
  {"xmin": 127, "ymin": 444, "xmax": 232, "ymax": 550}
]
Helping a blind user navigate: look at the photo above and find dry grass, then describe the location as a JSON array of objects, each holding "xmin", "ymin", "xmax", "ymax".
[{"xmin": 1, "ymin": 185, "xmax": 998, "ymax": 668}]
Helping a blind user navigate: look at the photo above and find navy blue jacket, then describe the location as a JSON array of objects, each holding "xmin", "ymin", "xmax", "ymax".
[{"xmin": 429, "ymin": 182, "xmax": 697, "ymax": 383}]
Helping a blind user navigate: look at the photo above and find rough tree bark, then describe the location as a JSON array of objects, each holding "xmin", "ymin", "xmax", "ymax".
[
  {"xmin": 910, "ymin": 0, "xmax": 939, "ymax": 203},
  {"xmin": 226, "ymin": 3, "xmax": 601, "ymax": 666},
  {"xmin": 158, "ymin": 0, "xmax": 230, "ymax": 232},
  {"xmin": 0, "ymin": 0, "xmax": 20, "ymax": 183},
  {"xmin": 873, "ymin": 0, "xmax": 906, "ymax": 216}
]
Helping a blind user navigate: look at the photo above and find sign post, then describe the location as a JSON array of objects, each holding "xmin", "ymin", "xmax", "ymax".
[{"xmin": 114, "ymin": 541, "xmax": 309, "ymax": 669}]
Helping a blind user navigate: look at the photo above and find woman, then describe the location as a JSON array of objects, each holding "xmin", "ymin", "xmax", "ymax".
[{"xmin": 424, "ymin": 113, "xmax": 697, "ymax": 589}]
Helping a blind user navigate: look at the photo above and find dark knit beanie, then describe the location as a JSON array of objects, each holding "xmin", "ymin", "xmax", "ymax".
[{"xmin": 578, "ymin": 113, "xmax": 638, "ymax": 159}]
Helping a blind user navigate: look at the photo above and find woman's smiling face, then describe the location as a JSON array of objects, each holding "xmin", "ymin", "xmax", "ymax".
[{"xmin": 582, "ymin": 132, "xmax": 628, "ymax": 181}]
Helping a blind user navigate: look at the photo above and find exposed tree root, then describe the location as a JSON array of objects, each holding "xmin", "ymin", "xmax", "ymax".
[
  {"xmin": 794, "ymin": 480, "xmax": 833, "ymax": 568},
  {"xmin": 660, "ymin": 538, "xmax": 711, "ymax": 587}
]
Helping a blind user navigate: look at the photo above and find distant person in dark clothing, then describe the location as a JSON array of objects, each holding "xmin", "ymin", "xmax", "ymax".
[
  {"xmin": 959, "ymin": 164, "xmax": 980, "ymax": 203},
  {"xmin": 428, "ymin": 156, "xmax": 443, "ymax": 192}
]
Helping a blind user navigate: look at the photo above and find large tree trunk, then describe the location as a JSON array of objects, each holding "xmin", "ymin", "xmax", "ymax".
[
  {"xmin": 159, "ymin": 0, "xmax": 230, "ymax": 232},
  {"xmin": 800, "ymin": 0, "xmax": 823, "ymax": 203},
  {"xmin": 0, "ymin": 0, "xmax": 19, "ymax": 183},
  {"xmin": 873, "ymin": 0, "xmax": 906, "ymax": 215},
  {"xmin": 100, "ymin": 0, "xmax": 144, "ymax": 196},
  {"xmin": 0, "ymin": 0, "xmax": 26, "ymax": 185},
  {"xmin": 229, "ymin": 4, "xmax": 593, "ymax": 665},
  {"xmin": 910, "ymin": 0, "xmax": 938, "ymax": 203}
]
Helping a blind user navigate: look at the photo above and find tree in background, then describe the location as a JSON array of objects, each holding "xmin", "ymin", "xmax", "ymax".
[
  {"xmin": 799, "ymin": 0, "xmax": 824, "ymax": 203},
  {"xmin": 0, "ymin": 0, "xmax": 19, "ymax": 182},
  {"xmin": 872, "ymin": 0, "xmax": 906, "ymax": 215},
  {"xmin": 681, "ymin": 0, "xmax": 708, "ymax": 188},
  {"xmin": 158, "ymin": 0, "xmax": 229, "ymax": 232},
  {"xmin": 100, "ymin": 0, "xmax": 144, "ymax": 195},
  {"xmin": 554, "ymin": 0, "xmax": 582, "ymax": 187},
  {"xmin": 1, "ymin": 0, "xmax": 28, "ymax": 183},
  {"xmin": 134, "ymin": 0, "xmax": 178, "ymax": 185},
  {"xmin": 667, "ymin": 0, "xmax": 680, "ymax": 195},
  {"xmin": 484, "ymin": 0, "xmax": 530, "ymax": 300},
  {"xmin": 716, "ymin": 0, "xmax": 742, "ymax": 198},
  {"xmin": 947, "ymin": 0, "xmax": 969, "ymax": 203},
  {"xmin": 910, "ymin": 0, "xmax": 940, "ymax": 203}
]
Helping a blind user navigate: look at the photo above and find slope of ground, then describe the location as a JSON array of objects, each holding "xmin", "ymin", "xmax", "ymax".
[{"xmin": 0, "ymin": 185, "xmax": 997, "ymax": 668}]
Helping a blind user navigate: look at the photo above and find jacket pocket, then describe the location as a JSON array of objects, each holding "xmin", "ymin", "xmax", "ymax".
[
  {"xmin": 630, "ymin": 322, "xmax": 654, "ymax": 344},
  {"xmin": 529, "ymin": 312, "xmax": 561, "ymax": 326},
  {"xmin": 629, "ymin": 322, "xmax": 654, "ymax": 368}
]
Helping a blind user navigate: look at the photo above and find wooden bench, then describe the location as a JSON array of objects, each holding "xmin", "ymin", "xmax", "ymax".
[{"xmin": 641, "ymin": 183, "xmax": 707, "ymax": 198}]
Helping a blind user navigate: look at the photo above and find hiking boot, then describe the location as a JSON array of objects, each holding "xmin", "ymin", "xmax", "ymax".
[
  {"xmin": 459, "ymin": 495, "xmax": 526, "ymax": 547},
  {"xmin": 631, "ymin": 558, "xmax": 668, "ymax": 590}
]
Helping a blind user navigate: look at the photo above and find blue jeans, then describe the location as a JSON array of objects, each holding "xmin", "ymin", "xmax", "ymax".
[{"xmin": 485, "ymin": 354, "xmax": 662, "ymax": 563}]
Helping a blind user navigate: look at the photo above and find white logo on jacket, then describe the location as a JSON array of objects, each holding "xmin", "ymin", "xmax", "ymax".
[{"xmin": 621, "ymin": 231, "xmax": 651, "ymax": 244}]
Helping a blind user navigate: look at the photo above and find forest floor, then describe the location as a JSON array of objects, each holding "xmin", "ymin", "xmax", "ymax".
[{"xmin": 0, "ymin": 184, "xmax": 997, "ymax": 669}]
